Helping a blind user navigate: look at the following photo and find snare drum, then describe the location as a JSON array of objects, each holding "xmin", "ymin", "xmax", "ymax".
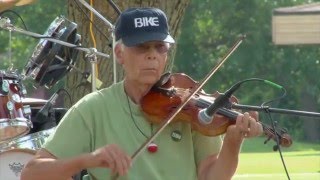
[
  {"xmin": 0, "ymin": 71, "xmax": 32, "ymax": 141},
  {"xmin": 1, "ymin": 127, "xmax": 56, "ymax": 151},
  {"xmin": 0, "ymin": 127, "xmax": 55, "ymax": 179}
]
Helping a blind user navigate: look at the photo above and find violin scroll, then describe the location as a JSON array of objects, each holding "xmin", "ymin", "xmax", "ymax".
[{"xmin": 262, "ymin": 124, "xmax": 292, "ymax": 149}]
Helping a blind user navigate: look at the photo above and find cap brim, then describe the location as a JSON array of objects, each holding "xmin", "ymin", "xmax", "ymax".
[{"xmin": 122, "ymin": 32, "xmax": 175, "ymax": 47}]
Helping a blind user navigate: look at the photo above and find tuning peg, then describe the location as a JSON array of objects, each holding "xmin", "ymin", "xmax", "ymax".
[
  {"xmin": 264, "ymin": 136, "xmax": 272, "ymax": 144},
  {"xmin": 280, "ymin": 127, "xmax": 288, "ymax": 134}
]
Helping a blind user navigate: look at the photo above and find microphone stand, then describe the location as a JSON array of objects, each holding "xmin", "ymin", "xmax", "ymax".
[
  {"xmin": 77, "ymin": 0, "xmax": 118, "ymax": 85},
  {"xmin": 0, "ymin": 19, "xmax": 110, "ymax": 92},
  {"xmin": 85, "ymin": 48, "xmax": 98, "ymax": 92},
  {"xmin": 230, "ymin": 103, "xmax": 320, "ymax": 118}
]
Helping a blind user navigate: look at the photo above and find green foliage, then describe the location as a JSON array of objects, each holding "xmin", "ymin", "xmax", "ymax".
[{"xmin": 175, "ymin": 0, "xmax": 320, "ymax": 141}]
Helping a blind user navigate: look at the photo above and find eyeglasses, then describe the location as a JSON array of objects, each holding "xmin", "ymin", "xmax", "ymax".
[{"xmin": 129, "ymin": 42, "xmax": 171, "ymax": 54}]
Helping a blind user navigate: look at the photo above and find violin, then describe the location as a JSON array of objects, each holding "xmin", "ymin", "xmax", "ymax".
[{"xmin": 141, "ymin": 73, "xmax": 292, "ymax": 148}]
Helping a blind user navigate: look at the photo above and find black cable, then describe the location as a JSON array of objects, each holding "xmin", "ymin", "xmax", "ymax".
[
  {"xmin": 72, "ymin": 0, "xmax": 110, "ymax": 41},
  {"xmin": 0, "ymin": 9, "xmax": 28, "ymax": 30},
  {"xmin": 126, "ymin": 93, "xmax": 153, "ymax": 139},
  {"xmin": 261, "ymin": 88, "xmax": 287, "ymax": 107},
  {"xmin": 107, "ymin": 0, "xmax": 121, "ymax": 15},
  {"xmin": 58, "ymin": 88, "xmax": 73, "ymax": 106},
  {"xmin": 263, "ymin": 108, "xmax": 291, "ymax": 180},
  {"xmin": 233, "ymin": 78, "xmax": 291, "ymax": 179},
  {"xmin": 260, "ymin": 87, "xmax": 291, "ymax": 180}
]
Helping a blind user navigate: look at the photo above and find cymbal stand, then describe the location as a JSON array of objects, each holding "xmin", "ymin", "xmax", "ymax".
[
  {"xmin": 54, "ymin": 54, "xmax": 91, "ymax": 80},
  {"xmin": 77, "ymin": 0, "xmax": 117, "ymax": 85},
  {"xmin": 8, "ymin": 28, "xmax": 13, "ymax": 70},
  {"xmin": 85, "ymin": 48, "xmax": 98, "ymax": 92}
]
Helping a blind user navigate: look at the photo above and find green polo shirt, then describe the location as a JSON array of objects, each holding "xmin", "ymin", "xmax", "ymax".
[{"xmin": 43, "ymin": 81, "xmax": 222, "ymax": 180}]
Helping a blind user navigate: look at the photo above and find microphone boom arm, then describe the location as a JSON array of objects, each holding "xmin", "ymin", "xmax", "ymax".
[
  {"xmin": 231, "ymin": 103, "xmax": 320, "ymax": 118},
  {"xmin": 0, "ymin": 22, "xmax": 110, "ymax": 58}
]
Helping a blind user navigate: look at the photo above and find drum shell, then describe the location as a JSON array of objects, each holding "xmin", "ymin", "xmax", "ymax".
[
  {"xmin": 0, "ymin": 127, "xmax": 55, "ymax": 180},
  {"xmin": 0, "ymin": 149, "xmax": 35, "ymax": 180}
]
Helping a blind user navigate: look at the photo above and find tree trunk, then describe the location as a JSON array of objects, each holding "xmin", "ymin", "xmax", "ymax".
[{"xmin": 65, "ymin": 0, "xmax": 190, "ymax": 105}]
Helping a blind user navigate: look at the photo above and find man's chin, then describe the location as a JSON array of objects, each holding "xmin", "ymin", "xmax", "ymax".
[{"xmin": 141, "ymin": 75, "xmax": 160, "ymax": 86}]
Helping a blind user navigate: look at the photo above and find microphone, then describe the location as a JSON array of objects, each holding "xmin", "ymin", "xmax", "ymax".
[
  {"xmin": 35, "ymin": 89, "xmax": 63, "ymax": 123},
  {"xmin": 198, "ymin": 83, "xmax": 241, "ymax": 125}
]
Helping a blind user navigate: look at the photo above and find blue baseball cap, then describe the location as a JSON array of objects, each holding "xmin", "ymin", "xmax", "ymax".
[{"xmin": 114, "ymin": 7, "xmax": 175, "ymax": 46}]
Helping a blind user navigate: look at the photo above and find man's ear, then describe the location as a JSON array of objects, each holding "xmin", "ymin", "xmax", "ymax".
[{"xmin": 114, "ymin": 44, "xmax": 124, "ymax": 64}]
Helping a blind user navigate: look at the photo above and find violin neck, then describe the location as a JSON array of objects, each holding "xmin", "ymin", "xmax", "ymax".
[{"xmin": 217, "ymin": 108, "xmax": 239, "ymax": 120}]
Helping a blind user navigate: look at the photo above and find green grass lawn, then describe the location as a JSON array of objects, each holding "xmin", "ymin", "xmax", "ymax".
[{"xmin": 233, "ymin": 137, "xmax": 320, "ymax": 180}]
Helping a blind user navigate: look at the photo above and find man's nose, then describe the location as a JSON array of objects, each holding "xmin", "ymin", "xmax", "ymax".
[{"xmin": 146, "ymin": 47, "xmax": 158, "ymax": 60}]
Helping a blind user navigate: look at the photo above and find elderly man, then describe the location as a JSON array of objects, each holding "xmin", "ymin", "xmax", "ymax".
[{"xmin": 21, "ymin": 7, "xmax": 262, "ymax": 180}]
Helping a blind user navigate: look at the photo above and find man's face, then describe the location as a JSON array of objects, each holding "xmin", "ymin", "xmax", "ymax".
[{"xmin": 117, "ymin": 41, "xmax": 170, "ymax": 86}]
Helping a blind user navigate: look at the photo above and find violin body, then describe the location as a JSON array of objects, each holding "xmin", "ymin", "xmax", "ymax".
[{"xmin": 141, "ymin": 73, "xmax": 238, "ymax": 136}]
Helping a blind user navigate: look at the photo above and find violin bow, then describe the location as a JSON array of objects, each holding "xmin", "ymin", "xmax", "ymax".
[{"xmin": 112, "ymin": 35, "xmax": 246, "ymax": 179}]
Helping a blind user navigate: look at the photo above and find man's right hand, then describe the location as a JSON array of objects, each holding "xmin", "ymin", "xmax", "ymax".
[
  {"xmin": 89, "ymin": 144, "xmax": 132, "ymax": 176},
  {"xmin": 21, "ymin": 144, "xmax": 132, "ymax": 180}
]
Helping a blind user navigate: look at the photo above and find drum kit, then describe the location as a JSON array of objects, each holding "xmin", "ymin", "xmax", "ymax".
[
  {"xmin": 0, "ymin": 14, "xmax": 81, "ymax": 180},
  {"xmin": 0, "ymin": 1, "xmax": 114, "ymax": 178}
]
